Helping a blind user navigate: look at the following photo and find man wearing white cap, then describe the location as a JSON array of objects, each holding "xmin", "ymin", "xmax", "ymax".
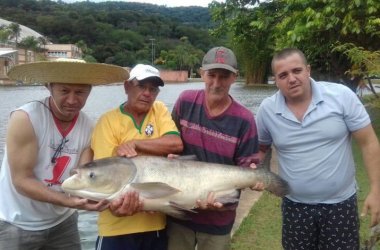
[
  {"xmin": 91, "ymin": 64, "xmax": 183, "ymax": 250},
  {"xmin": 0, "ymin": 59, "xmax": 128, "ymax": 249},
  {"xmin": 169, "ymin": 47, "xmax": 260, "ymax": 250}
]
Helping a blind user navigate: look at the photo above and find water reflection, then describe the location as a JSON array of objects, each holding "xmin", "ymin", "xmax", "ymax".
[{"xmin": 0, "ymin": 82, "xmax": 277, "ymax": 249}]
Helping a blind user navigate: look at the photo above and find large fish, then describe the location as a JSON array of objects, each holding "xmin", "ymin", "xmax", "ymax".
[{"xmin": 62, "ymin": 156, "xmax": 289, "ymax": 218}]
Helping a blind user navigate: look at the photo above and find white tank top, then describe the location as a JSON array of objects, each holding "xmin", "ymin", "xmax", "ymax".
[{"xmin": 0, "ymin": 97, "xmax": 94, "ymax": 230}]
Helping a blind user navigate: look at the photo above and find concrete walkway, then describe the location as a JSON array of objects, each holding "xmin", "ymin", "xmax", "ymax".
[{"xmin": 232, "ymin": 149, "xmax": 279, "ymax": 236}]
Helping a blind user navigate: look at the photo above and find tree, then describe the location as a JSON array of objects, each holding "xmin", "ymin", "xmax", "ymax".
[
  {"xmin": 0, "ymin": 25, "xmax": 11, "ymax": 44},
  {"xmin": 210, "ymin": 0, "xmax": 278, "ymax": 84},
  {"xmin": 0, "ymin": 0, "xmax": 220, "ymax": 67},
  {"xmin": 333, "ymin": 43, "xmax": 380, "ymax": 97},
  {"xmin": 37, "ymin": 36, "xmax": 48, "ymax": 49},
  {"xmin": 210, "ymin": 0, "xmax": 380, "ymax": 84},
  {"xmin": 273, "ymin": 0, "xmax": 380, "ymax": 82},
  {"xmin": 158, "ymin": 37, "xmax": 203, "ymax": 76},
  {"xmin": 8, "ymin": 22, "xmax": 21, "ymax": 47},
  {"xmin": 76, "ymin": 40, "xmax": 95, "ymax": 61},
  {"xmin": 18, "ymin": 36, "xmax": 40, "ymax": 63}
]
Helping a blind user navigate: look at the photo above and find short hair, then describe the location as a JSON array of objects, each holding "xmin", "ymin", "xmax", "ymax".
[{"xmin": 271, "ymin": 48, "xmax": 308, "ymax": 73}]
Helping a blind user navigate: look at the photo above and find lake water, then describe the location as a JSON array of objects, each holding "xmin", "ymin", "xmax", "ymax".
[{"xmin": 0, "ymin": 82, "xmax": 277, "ymax": 249}]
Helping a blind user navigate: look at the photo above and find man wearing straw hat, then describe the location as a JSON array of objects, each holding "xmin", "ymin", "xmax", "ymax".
[{"xmin": 0, "ymin": 59, "xmax": 128, "ymax": 249}]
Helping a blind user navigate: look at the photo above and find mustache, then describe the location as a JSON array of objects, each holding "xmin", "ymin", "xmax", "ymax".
[{"xmin": 209, "ymin": 87, "xmax": 224, "ymax": 93}]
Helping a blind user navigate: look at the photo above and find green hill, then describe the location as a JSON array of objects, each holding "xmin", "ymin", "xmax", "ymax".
[{"xmin": 0, "ymin": 0, "xmax": 222, "ymax": 68}]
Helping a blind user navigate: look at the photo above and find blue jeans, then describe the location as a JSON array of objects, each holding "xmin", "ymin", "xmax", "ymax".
[
  {"xmin": 0, "ymin": 212, "xmax": 81, "ymax": 250},
  {"xmin": 282, "ymin": 195, "xmax": 359, "ymax": 250}
]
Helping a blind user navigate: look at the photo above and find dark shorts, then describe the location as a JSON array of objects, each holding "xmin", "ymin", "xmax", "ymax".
[
  {"xmin": 282, "ymin": 194, "xmax": 359, "ymax": 250},
  {"xmin": 95, "ymin": 229, "xmax": 167, "ymax": 250}
]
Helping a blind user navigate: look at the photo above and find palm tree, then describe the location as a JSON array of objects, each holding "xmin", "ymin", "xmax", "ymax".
[
  {"xmin": 18, "ymin": 36, "xmax": 39, "ymax": 63},
  {"xmin": 8, "ymin": 23, "xmax": 21, "ymax": 48},
  {"xmin": 0, "ymin": 25, "xmax": 12, "ymax": 44},
  {"xmin": 37, "ymin": 36, "xmax": 48, "ymax": 50}
]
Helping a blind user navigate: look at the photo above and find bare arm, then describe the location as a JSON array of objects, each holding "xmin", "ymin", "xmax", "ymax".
[
  {"xmin": 78, "ymin": 147, "xmax": 94, "ymax": 166},
  {"xmin": 7, "ymin": 111, "xmax": 107, "ymax": 211},
  {"xmin": 352, "ymin": 124, "xmax": 380, "ymax": 226},
  {"xmin": 258, "ymin": 144, "xmax": 272, "ymax": 163},
  {"xmin": 116, "ymin": 134, "xmax": 183, "ymax": 157}
]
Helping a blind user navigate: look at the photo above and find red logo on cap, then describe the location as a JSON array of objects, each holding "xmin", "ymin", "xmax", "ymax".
[{"xmin": 215, "ymin": 50, "xmax": 225, "ymax": 63}]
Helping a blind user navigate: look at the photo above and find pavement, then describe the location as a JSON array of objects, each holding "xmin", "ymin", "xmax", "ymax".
[{"xmin": 231, "ymin": 149, "xmax": 279, "ymax": 236}]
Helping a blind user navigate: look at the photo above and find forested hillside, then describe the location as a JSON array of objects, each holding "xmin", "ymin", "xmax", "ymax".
[{"xmin": 0, "ymin": 0, "xmax": 222, "ymax": 69}]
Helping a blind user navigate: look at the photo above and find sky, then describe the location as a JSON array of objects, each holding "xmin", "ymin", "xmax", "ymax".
[{"xmin": 62, "ymin": 0, "xmax": 222, "ymax": 7}]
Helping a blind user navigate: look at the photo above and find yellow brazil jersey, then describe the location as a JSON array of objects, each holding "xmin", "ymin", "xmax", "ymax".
[{"xmin": 91, "ymin": 101, "xmax": 180, "ymax": 236}]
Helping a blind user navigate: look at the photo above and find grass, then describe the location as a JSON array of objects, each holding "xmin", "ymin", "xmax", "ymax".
[{"xmin": 232, "ymin": 96, "xmax": 380, "ymax": 250}]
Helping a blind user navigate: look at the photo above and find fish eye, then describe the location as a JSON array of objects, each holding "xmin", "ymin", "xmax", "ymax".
[{"xmin": 89, "ymin": 172, "xmax": 95, "ymax": 178}]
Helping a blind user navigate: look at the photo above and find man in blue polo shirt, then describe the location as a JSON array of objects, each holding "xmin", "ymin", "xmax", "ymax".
[{"xmin": 257, "ymin": 48, "xmax": 380, "ymax": 249}]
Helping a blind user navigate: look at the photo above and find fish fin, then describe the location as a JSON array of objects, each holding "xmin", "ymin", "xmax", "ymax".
[
  {"xmin": 176, "ymin": 155, "xmax": 199, "ymax": 161},
  {"xmin": 214, "ymin": 197, "xmax": 240, "ymax": 205},
  {"xmin": 214, "ymin": 189, "xmax": 240, "ymax": 205},
  {"xmin": 256, "ymin": 169, "xmax": 290, "ymax": 197},
  {"xmin": 169, "ymin": 201, "xmax": 197, "ymax": 214},
  {"xmin": 161, "ymin": 201, "xmax": 197, "ymax": 220},
  {"xmin": 131, "ymin": 182, "xmax": 180, "ymax": 199}
]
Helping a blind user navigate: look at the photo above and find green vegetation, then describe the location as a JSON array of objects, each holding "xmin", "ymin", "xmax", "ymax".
[
  {"xmin": 0, "ymin": 0, "xmax": 222, "ymax": 72},
  {"xmin": 210, "ymin": 0, "xmax": 380, "ymax": 85},
  {"xmin": 232, "ymin": 193, "xmax": 282, "ymax": 250},
  {"xmin": 0, "ymin": 0, "xmax": 378, "ymax": 85},
  {"xmin": 232, "ymin": 97, "xmax": 380, "ymax": 249}
]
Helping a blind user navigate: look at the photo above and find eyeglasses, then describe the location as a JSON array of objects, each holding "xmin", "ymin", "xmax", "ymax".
[
  {"xmin": 51, "ymin": 137, "xmax": 69, "ymax": 163},
  {"xmin": 130, "ymin": 80, "xmax": 160, "ymax": 95}
]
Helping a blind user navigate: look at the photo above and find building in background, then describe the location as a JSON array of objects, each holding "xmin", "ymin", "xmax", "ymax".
[
  {"xmin": 0, "ymin": 49, "xmax": 18, "ymax": 83},
  {"xmin": 44, "ymin": 44, "xmax": 82, "ymax": 61},
  {"xmin": 0, "ymin": 18, "xmax": 82, "ymax": 84}
]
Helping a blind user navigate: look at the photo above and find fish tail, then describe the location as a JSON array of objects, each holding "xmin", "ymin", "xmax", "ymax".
[
  {"xmin": 256, "ymin": 169, "xmax": 290, "ymax": 197},
  {"xmin": 266, "ymin": 174, "xmax": 290, "ymax": 197}
]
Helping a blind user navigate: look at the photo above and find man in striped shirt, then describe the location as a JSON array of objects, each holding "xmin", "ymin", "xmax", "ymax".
[{"xmin": 168, "ymin": 47, "xmax": 260, "ymax": 250}]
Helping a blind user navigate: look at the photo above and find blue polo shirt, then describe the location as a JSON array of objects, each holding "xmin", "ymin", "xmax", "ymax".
[{"xmin": 257, "ymin": 79, "xmax": 370, "ymax": 204}]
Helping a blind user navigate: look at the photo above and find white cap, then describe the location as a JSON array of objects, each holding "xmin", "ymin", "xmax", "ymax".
[{"xmin": 128, "ymin": 64, "xmax": 164, "ymax": 86}]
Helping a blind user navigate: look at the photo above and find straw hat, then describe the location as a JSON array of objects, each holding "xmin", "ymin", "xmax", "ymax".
[{"xmin": 7, "ymin": 58, "xmax": 129, "ymax": 85}]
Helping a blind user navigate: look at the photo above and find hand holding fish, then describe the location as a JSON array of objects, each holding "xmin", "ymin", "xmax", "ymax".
[
  {"xmin": 109, "ymin": 191, "xmax": 143, "ymax": 217},
  {"xmin": 116, "ymin": 141, "xmax": 138, "ymax": 158},
  {"xmin": 69, "ymin": 196, "xmax": 109, "ymax": 212},
  {"xmin": 249, "ymin": 163, "xmax": 265, "ymax": 191},
  {"xmin": 167, "ymin": 153, "xmax": 179, "ymax": 159},
  {"xmin": 196, "ymin": 192, "xmax": 224, "ymax": 210}
]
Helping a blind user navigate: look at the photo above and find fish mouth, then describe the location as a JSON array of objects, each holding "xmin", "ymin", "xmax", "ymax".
[{"xmin": 64, "ymin": 189, "xmax": 112, "ymax": 201}]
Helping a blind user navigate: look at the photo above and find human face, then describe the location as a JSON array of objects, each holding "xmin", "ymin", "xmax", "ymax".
[
  {"xmin": 273, "ymin": 53, "xmax": 311, "ymax": 103},
  {"xmin": 201, "ymin": 68, "xmax": 236, "ymax": 102},
  {"xmin": 124, "ymin": 79, "xmax": 160, "ymax": 115},
  {"xmin": 49, "ymin": 83, "xmax": 92, "ymax": 121}
]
